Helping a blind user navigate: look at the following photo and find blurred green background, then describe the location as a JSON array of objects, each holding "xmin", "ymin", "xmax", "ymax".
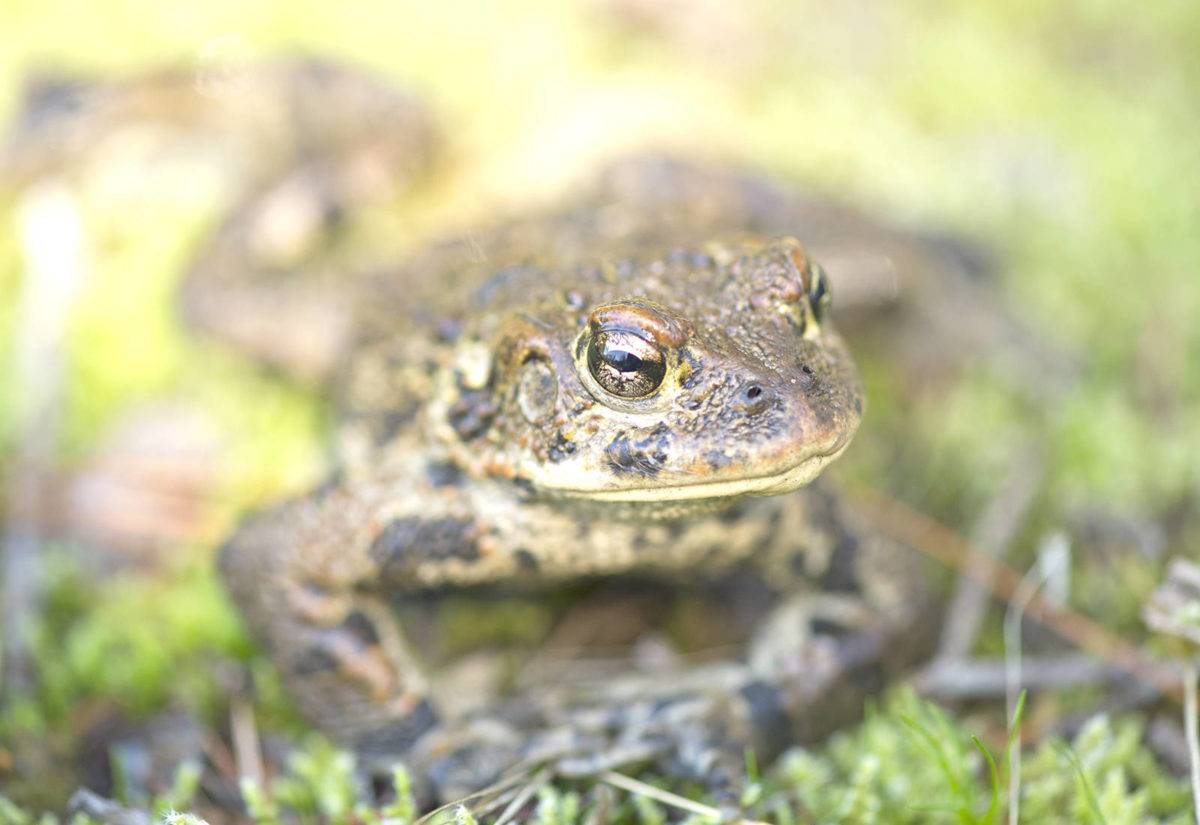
[
  {"xmin": 2, "ymin": 0, "xmax": 1197, "ymax": 509},
  {"xmin": 1, "ymin": 0, "xmax": 1199, "ymax": 818}
]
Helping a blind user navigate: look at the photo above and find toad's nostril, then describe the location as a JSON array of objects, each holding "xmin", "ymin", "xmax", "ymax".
[{"xmin": 735, "ymin": 382, "xmax": 772, "ymax": 414}]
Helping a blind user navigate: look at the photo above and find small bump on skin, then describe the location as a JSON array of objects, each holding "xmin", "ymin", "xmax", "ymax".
[
  {"xmin": 548, "ymin": 431, "xmax": 577, "ymax": 463},
  {"xmin": 516, "ymin": 355, "xmax": 558, "ymax": 422}
]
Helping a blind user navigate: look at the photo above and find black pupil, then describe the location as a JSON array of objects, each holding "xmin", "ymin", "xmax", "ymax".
[
  {"xmin": 605, "ymin": 349, "xmax": 643, "ymax": 372},
  {"xmin": 811, "ymin": 275, "xmax": 826, "ymax": 303},
  {"xmin": 810, "ymin": 268, "xmax": 829, "ymax": 306}
]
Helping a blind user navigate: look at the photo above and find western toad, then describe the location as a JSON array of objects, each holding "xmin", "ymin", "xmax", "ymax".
[
  {"xmin": 211, "ymin": 154, "xmax": 936, "ymax": 802},
  {"xmin": 5, "ymin": 60, "xmax": 952, "ymax": 806}
]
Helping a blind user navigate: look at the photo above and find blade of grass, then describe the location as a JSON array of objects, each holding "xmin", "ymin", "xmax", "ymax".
[
  {"xmin": 1184, "ymin": 665, "xmax": 1200, "ymax": 825},
  {"xmin": 1004, "ymin": 690, "xmax": 1027, "ymax": 825},
  {"xmin": 1056, "ymin": 745, "xmax": 1108, "ymax": 825},
  {"xmin": 971, "ymin": 736, "xmax": 999, "ymax": 825},
  {"xmin": 1005, "ymin": 537, "xmax": 1067, "ymax": 825}
]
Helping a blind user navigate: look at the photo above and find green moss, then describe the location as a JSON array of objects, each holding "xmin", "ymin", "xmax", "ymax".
[
  {"xmin": 1, "ymin": 553, "xmax": 247, "ymax": 738},
  {"xmin": 775, "ymin": 691, "xmax": 1190, "ymax": 825}
]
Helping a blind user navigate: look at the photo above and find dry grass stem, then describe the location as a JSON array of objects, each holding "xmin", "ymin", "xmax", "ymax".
[
  {"xmin": 937, "ymin": 450, "xmax": 1042, "ymax": 661},
  {"xmin": 849, "ymin": 484, "xmax": 1181, "ymax": 700},
  {"xmin": 599, "ymin": 770, "xmax": 767, "ymax": 825}
]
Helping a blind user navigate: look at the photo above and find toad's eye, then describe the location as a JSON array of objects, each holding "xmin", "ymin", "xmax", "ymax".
[
  {"xmin": 586, "ymin": 329, "xmax": 666, "ymax": 398},
  {"xmin": 808, "ymin": 263, "xmax": 831, "ymax": 322}
]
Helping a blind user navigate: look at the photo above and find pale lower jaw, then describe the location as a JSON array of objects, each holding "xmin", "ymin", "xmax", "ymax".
[{"xmin": 542, "ymin": 443, "xmax": 849, "ymax": 505}]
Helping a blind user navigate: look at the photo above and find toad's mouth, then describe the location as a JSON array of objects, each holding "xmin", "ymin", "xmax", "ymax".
[{"xmin": 538, "ymin": 440, "xmax": 851, "ymax": 504}]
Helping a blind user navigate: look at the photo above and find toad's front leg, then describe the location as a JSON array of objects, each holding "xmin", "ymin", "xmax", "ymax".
[
  {"xmin": 219, "ymin": 482, "xmax": 453, "ymax": 757},
  {"xmin": 217, "ymin": 471, "xmax": 745, "ymax": 781}
]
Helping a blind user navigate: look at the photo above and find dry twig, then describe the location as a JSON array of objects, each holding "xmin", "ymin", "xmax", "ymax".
[
  {"xmin": 848, "ymin": 484, "xmax": 1181, "ymax": 701},
  {"xmin": 918, "ymin": 652, "xmax": 1123, "ymax": 699}
]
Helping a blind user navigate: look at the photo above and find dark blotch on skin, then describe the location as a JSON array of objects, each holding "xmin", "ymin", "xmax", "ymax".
[
  {"xmin": 341, "ymin": 610, "xmax": 382, "ymax": 649},
  {"xmin": 819, "ymin": 533, "xmax": 862, "ymax": 594},
  {"xmin": 426, "ymin": 460, "xmax": 464, "ymax": 487},
  {"xmin": 290, "ymin": 646, "xmax": 339, "ymax": 676},
  {"xmin": 354, "ymin": 699, "xmax": 439, "ymax": 755},
  {"xmin": 809, "ymin": 616, "xmax": 850, "ymax": 638},
  {"xmin": 705, "ymin": 449, "xmax": 732, "ymax": 470},
  {"xmin": 605, "ymin": 430, "xmax": 669, "ymax": 478},
  {"xmin": 370, "ymin": 516, "xmax": 479, "ymax": 578},
  {"xmin": 447, "ymin": 388, "xmax": 497, "ymax": 441},
  {"xmin": 514, "ymin": 548, "xmax": 540, "ymax": 572}
]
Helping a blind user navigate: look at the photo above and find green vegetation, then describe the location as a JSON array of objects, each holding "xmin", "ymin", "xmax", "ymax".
[{"xmin": 6, "ymin": 692, "xmax": 1189, "ymax": 824}]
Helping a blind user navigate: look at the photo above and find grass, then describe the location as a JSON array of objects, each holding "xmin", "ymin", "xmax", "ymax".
[{"xmin": 0, "ymin": 684, "xmax": 1193, "ymax": 823}]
